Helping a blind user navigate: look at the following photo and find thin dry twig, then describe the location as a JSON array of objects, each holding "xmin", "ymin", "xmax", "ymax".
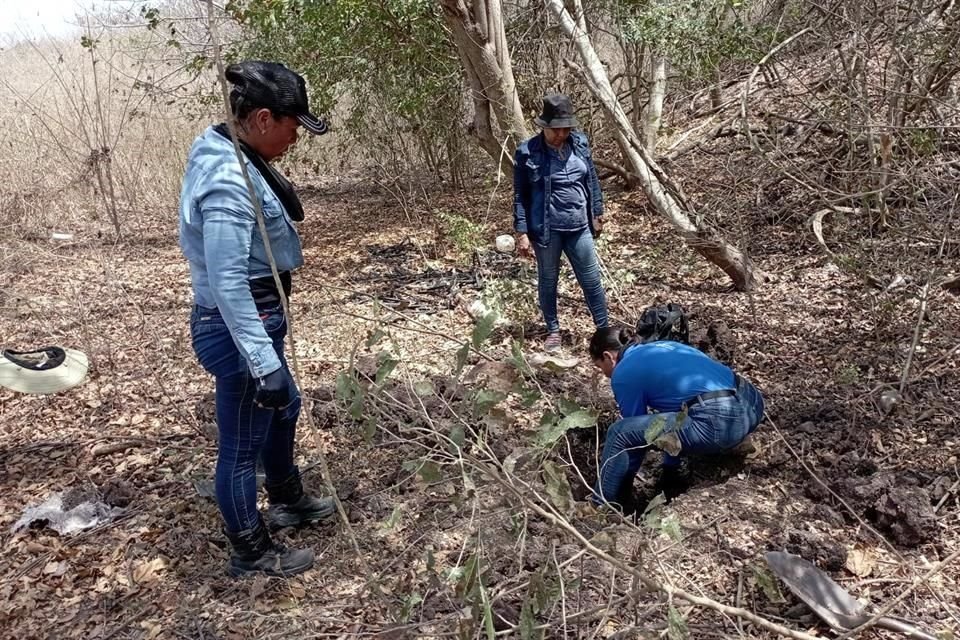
[{"xmin": 899, "ymin": 281, "xmax": 930, "ymax": 394}]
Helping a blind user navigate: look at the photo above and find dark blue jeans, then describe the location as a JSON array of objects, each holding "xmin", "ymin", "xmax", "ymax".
[
  {"xmin": 592, "ymin": 376, "xmax": 764, "ymax": 507},
  {"xmin": 533, "ymin": 227, "xmax": 608, "ymax": 333},
  {"xmin": 190, "ymin": 304, "xmax": 300, "ymax": 533}
]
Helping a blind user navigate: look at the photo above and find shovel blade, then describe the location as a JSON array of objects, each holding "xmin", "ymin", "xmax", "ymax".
[{"xmin": 765, "ymin": 551, "xmax": 869, "ymax": 631}]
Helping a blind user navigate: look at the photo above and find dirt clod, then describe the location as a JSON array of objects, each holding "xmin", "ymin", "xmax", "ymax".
[
  {"xmin": 808, "ymin": 503, "xmax": 845, "ymax": 528},
  {"xmin": 101, "ymin": 478, "xmax": 135, "ymax": 508},
  {"xmin": 690, "ymin": 320, "xmax": 736, "ymax": 366},
  {"xmin": 784, "ymin": 527, "xmax": 848, "ymax": 571},
  {"xmin": 873, "ymin": 487, "xmax": 938, "ymax": 546}
]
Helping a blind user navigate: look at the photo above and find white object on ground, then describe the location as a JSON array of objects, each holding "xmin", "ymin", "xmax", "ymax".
[
  {"xmin": 11, "ymin": 492, "xmax": 125, "ymax": 535},
  {"xmin": 495, "ymin": 234, "xmax": 516, "ymax": 253},
  {"xmin": 51, "ymin": 232, "xmax": 74, "ymax": 241}
]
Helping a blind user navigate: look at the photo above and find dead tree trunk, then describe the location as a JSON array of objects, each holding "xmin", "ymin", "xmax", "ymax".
[
  {"xmin": 440, "ymin": 0, "xmax": 530, "ymax": 178},
  {"xmin": 642, "ymin": 55, "xmax": 667, "ymax": 153},
  {"xmin": 544, "ymin": 0, "xmax": 758, "ymax": 291}
]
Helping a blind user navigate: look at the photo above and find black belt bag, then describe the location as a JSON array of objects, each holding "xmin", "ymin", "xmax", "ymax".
[
  {"xmin": 682, "ymin": 374, "xmax": 742, "ymax": 410},
  {"xmin": 249, "ymin": 271, "xmax": 292, "ymax": 306}
]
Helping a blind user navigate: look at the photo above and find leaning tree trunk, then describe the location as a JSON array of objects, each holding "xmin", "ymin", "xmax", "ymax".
[
  {"xmin": 544, "ymin": 0, "xmax": 758, "ymax": 291},
  {"xmin": 440, "ymin": 0, "xmax": 530, "ymax": 178}
]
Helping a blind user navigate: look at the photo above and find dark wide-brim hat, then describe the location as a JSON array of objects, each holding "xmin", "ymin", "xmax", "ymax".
[
  {"xmin": 225, "ymin": 61, "xmax": 328, "ymax": 135},
  {"xmin": 534, "ymin": 93, "xmax": 578, "ymax": 129}
]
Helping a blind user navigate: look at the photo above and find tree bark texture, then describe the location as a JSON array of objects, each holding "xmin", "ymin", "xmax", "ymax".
[
  {"xmin": 440, "ymin": 0, "xmax": 530, "ymax": 178},
  {"xmin": 544, "ymin": 0, "xmax": 758, "ymax": 290},
  {"xmin": 642, "ymin": 55, "xmax": 667, "ymax": 153}
]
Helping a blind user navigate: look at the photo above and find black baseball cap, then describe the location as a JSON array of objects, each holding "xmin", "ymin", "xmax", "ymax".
[{"xmin": 225, "ymin": 60, "xmax": 328, "ymax": 135}]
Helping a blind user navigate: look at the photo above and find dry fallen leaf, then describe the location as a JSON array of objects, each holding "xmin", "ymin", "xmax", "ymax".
[
  {"xmin": 25, "ymin": 542, "xmax": 46, "ymax": 554},
  {"xmin": 288, "ymin": 582, "xmax": 306, "ymax": 599},
  {"xmin": 43, "ymin": 560, "xmax": 69, "ymax": 577},
  {"xmin": 879, "ymin": 389, "xmax": 902, "ymax": 415},
  {"xmin": 845, "ymin": 547, "xmax": 877, "ymax": 578},
  {"xmin": 140, "ymin": 620, "xmax": 162, "ymax": 640},
  {"xmin": 132, "ymin": 557, "xmax": 167, "ymax": 584},
  {"xmin": 527, "ymin": 353, "xmax": 579, "ymax": 370}
]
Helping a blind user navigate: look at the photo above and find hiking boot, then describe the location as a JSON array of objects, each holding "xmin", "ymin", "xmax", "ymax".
[
  {"xmin": 264, "ymin": 470, "xmax": 335, "ymax": 530},
  {"xmin": 225, "ymin": 517, "xmax": 314, "ymax": 578},
  {"xmin": 544, "ymin": 332, "xmax": 562, "ymax": 352},
  {"xmin": 730, "ymin": 433, "xmax": 758, "ymax": 457},
  {"xmin": 657, "ymin": 464, "xmax": 692, "ymax": 503}
]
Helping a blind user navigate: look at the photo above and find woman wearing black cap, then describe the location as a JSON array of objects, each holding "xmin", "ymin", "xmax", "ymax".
[{"xmin": 179, "ymin": 61, "xmax": 331, "ymax": 577}]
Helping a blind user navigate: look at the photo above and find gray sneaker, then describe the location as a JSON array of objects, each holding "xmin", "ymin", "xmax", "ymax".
[{"xmin": 544, "ymin": 332, "xmax": 562, "ymax": 352}]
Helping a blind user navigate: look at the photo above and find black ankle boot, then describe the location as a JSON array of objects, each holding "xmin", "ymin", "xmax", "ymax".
[
  {"xmin": 658, "ymin": 464, "xmax": 692, "ymax": 503},
  {"xmin": 264, "ymin": 470, "xmax": 335, "ymax": 530},
  {"xmin": 225, "ymin": 517, "xmax": 314, "ymax": 578}
]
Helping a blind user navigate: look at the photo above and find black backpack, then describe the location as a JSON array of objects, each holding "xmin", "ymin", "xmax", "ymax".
[{"xmin": 635, "ymin": 303, "xmax": 690, "ymax": 345}]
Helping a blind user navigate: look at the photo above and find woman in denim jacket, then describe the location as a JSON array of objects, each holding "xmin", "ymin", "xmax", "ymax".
[
  {"xmin": 179, "ymin": 61, "xmax": 331, "ymax": 577},
  {"xmin": 513, "ymin": 94, "xmax": 609, "ymax": 352}
]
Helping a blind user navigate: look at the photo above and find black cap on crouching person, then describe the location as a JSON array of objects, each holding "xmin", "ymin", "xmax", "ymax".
[{"xmin": 225, "ymin": 61, "xmax": 328, "ymax": 135}]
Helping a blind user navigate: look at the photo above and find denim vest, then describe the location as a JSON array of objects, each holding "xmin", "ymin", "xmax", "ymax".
[{"xmin": 512, "ymin": 131, "xmax": 604, "ymax": 246}]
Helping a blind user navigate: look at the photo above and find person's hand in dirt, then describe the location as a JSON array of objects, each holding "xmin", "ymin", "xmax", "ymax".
[
  {"xmin": 255, "ymin": 367, "xmax": 295, "ymax": 409},
  {"xmin": 516, "ymin": 233, "xmax": 535, "ymax": 259}
]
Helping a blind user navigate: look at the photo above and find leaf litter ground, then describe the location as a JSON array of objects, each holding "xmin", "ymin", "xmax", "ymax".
[{"xmin": 0, "ymin": 175, "xmax": 958, "ymax": 639}]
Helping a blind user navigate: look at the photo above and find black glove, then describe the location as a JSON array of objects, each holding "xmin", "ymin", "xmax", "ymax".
[{"xmin": 254, "ymin": 367, "xmax": 295, "ymax": 409}]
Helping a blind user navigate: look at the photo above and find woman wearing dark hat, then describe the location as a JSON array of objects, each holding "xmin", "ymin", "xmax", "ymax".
[
  {"xmin": 179, "ymin": 61, "xmax": 332, "ymax": 577},
  {"xmin": 513, "ymin": 94, "xmax": 609, "ymax": 352}
]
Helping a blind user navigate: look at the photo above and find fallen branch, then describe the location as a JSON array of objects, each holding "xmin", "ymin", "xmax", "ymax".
[
  {"xmin": 593, "ymin": 158, "xmax": 636, "ymax": 185},
  {"xmin": 661, "ymin": 120, "xmax": 733, "ymax": 162},
  {"xmin": 935, "ymin": 479, "xmax": 960, "ymax": 513}
]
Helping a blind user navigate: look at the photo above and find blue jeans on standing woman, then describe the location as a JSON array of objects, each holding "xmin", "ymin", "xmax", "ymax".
[
  {"xmin": 533, "ymin": 227, "xmax": 608, "ymax": 332},
  {"xmin": 191, "ymin": 304, "xmax": 300, "ymax": 534},
  {"xmin": 592, "ymin": 376, "xmax": 764, "ymax": 507}
]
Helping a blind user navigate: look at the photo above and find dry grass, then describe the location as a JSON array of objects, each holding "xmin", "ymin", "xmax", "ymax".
[{"xmin": 0, "ymin": 24, "xmax": 212, "ymax": 242}]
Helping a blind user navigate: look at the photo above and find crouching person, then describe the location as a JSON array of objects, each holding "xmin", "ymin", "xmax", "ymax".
[
  {"xmin": 588, "ymin": 328, "xmax": 764, "ymax": 513},
  {"xmin": 179, "ymin": 61, "xmax": 334, "ymax": 577}
]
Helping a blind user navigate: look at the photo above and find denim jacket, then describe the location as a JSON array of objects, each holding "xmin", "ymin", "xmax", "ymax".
[
  {"xmin": 178, "ymin": 125, "xmax": 304, "ymax": 378},
  {"xmin": 513, "ymin": 131, "xmax": 603, "ymax": 246}
]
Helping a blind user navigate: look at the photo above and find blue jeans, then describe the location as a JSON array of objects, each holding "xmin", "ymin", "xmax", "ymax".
[
  {"xmin": 592, "ymin": 376, "xmax": 765, "ymax": 507},
  {"xmin": 533, "ymin": 227, "xmax": 608, "ymax": 333},
  {"xmin": 190, "ymin": 304, "xmax": 300, "ymax": 533}
]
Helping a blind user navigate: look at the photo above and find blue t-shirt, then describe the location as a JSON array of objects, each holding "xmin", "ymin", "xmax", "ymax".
[
  {"xmin": 611, "ymin": 341, "xmax": 736, "ymax": 417},
  {"xmin": 547, "ymin": 144, "xmax": 589, "ymax": 232}
]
